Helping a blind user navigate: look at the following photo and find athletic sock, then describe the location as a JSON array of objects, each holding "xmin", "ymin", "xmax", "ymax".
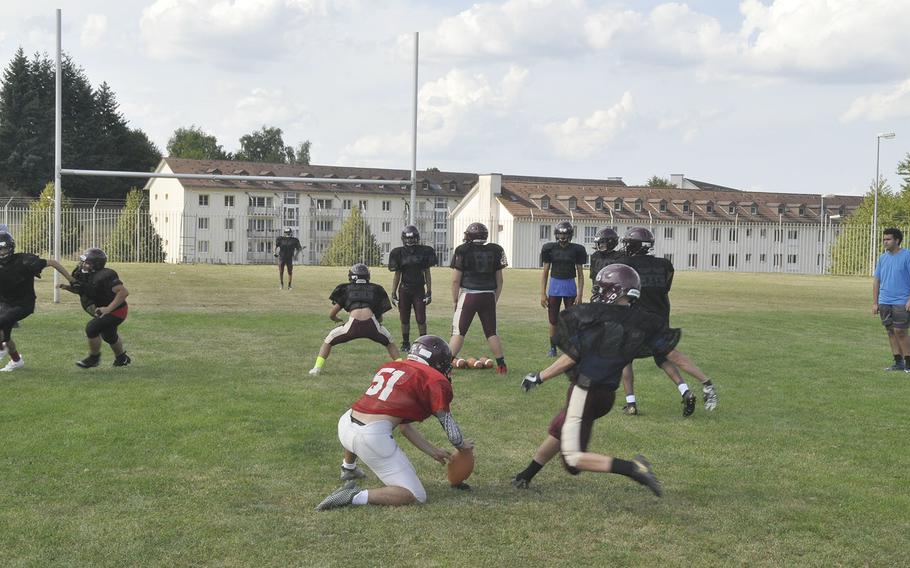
[
  {"xmin": 496, "ymin": 357, "xmax": 505, "ymax": 367},
  {"xmin": 609, "ymin": 458, "xmax": 636, "ymax": 478},
  {"xmin": 702, "ymin": 379, "xmax": 713, "ymax": 387},
  {"xmin": 549, "ymin": 337, "xmax": 556, "ymax": 349},
  {"xmin": 677, "ymin": 383, "xmax": 690, "ymax": 396},
  {"xmin": 516, "ymin": 460, "xmax": 544, "ymax": 481},
  {"xmin": 352, "ymin": 490, "xmax": 368, "ymax": 506},
  {"xmin": 625, "ymin": 395, "xmax": 636, "ymax": 405},
  {"xmin": 314, "ymin": 356, "xmax": 326, "ymax": 369},
  {"xmin": 341, "ymin": 460, "xmax": 357, "ymax": 470},
  {"xmin": 904, "ymin": 356, "xmax": 910, "ymax": 369},
  {"xmin": 895, "ymin": 354, "xmax": 903, "ymax": 364},
  {"xmin": 10, "ymin": 351, "xmax": 20, "ymax": 362},
  {"xmin": 403, "ymin": 333, "xmax": 410, "ymax": 344}
]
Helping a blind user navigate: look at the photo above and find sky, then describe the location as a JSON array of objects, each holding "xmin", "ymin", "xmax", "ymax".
[{"xmin": 1, "ymin": 0, "xmax": 909, "ymax": 196}]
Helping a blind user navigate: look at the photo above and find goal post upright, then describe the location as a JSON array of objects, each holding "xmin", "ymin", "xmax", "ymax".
[{"xmin": 53, "ymin": 9, "xmax": 62, "ymax": 303}]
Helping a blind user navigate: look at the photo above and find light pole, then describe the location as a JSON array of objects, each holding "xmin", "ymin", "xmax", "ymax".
[
  {"xmin": 872, "ymin": 132, "xmax": 896, "ymax": 274},
  {"xmin": 820, "ymin": 193, "xmax": 835, "ymax": 274}
]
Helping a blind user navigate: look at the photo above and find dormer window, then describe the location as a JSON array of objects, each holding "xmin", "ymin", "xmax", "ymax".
[
  {"xmin": 568, "ymin": 197, "xmax": 577, "ymax": 210},
  {"xmin": 541, "ymin": 197, "xmax": 550, "ymax": 210},
  {"xmin": 778, "ymin": 205, "xmax": 786, "ymax": 215},
  {"xmin": 594, "ymin": 197, "xmax": 604, "ymax": 210},
  {"xmin": 450, "ymin": 182, "xmax": 457, "ymax": 191},
  {"xmin": 798, "ymin": 205, "xmax": 806, "ymax": 216},
  {"xmin": 205, "ymin": 168, "xmax": 222, "ymax": 175},
  {"xmin": 751, "ymin": 204, "xmax": 758, "ymax": 215},
  {"xmin": 614, "ymin": 198, "xmax": 623, "ymax": 212},
  {"xmin": 659, "ymin": 200, "xmax": 667, "ymax": 212},
  {"xmin": 838, "ymin": 205, "xmax": 846, "ymax": 216},
  {"xmin": 706, "ymin": 202, "xmax": 714, "ymax": 213},
  {"xmin": 728, "ymin": 203, "xmax": 736, "ymax": 214},
  {"xmin": 682, "ymin": 201, "xmax": 690, "ymax": 213},
  {"xmin": 634, "ymin": 199, "xmax": 642, "ymax": 213}
]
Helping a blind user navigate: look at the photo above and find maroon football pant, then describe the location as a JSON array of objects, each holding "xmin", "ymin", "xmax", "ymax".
[
  {"xmin": 547, "ymin": 295, "xmax": 576, "ymax": 325},
  {"xmin": 398, "ymin": 286, "xmax": 427, "ymax": 325},
  {"xmin": 452, "ymin": 291, "xmax": 497, "ymax": 338},
  {"xmin": 547, "ymin": 382, "xmax": 616, "ymax": 475}
]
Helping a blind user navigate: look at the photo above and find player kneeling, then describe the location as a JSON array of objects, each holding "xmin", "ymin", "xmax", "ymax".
[{"xmin": 316, "ymin": 335, "xmax": 474, "ymax": 510}]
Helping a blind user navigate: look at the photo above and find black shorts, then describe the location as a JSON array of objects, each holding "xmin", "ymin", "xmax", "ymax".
[
  {"xmin": 0, "ymin": 303, "xmax": 35, "ymax": 341},
  {"xmin": 278, "ymin": 257, "xmax": 294, "ymax": 271},
  {"xmin": 398, "ymin": 285, "xmax": 427, "ymax": 325},
  {"xmin": 86, "ymin": 312, "xmax": 126, "ymax": 343}
]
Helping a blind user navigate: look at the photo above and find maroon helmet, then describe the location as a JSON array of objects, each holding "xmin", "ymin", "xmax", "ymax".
[
  {"xmin": 408, "ymin": 335, "xmax": 454, "ymax": 379},
  {"xmin": 463, "ymin": 222, "xmax": 489, "ymax": 243},
  {"xmin": 592, "ymin": 264, "xmax": 641, "ymax": 304},
  {"xmin": 348, "ymin": 263, "xmax": 371, "ymax": 283},
  {"xmin": 554, "ymin": 221, "xmax": 574, "ymax": 243},
  {"xmin": 622, "ymin": 227, "xmax": 654, "ymax": 255},
  {"xmin": 594, "ymin": 228, "xmax": 619, "ymax": 252},
  {"xmin": 402, "ymin": 225, "xmax": 420, "ymax": 246}
]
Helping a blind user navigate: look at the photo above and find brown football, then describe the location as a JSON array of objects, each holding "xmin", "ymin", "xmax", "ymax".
[
  {"xmin": 466, "ymin": 357, "xmax": 478, "ymax": 368},
  {"xmin": 484, "ymin": 357, "xmax": 494, "ymax": 369},
  {"xmin": 454, "ymin": 358, "xmax": 467, "ymax": 369},
  {"xmin": 447, "ymin": 448, "xmax": 475, "ymax": 485}
]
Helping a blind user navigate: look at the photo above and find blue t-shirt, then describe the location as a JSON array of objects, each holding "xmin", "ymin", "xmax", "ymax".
[{"xmin": 875, "ymin": 248, "xmax": 910, "ymax": 304}]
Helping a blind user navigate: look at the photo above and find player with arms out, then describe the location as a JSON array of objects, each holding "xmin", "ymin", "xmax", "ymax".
[
  {"xmin": 388, "ymin": 225, "xmax": 437, "ymax": 352},
  {"xmin": 0, "ymin": 231, "xmax": 73, "ymax": 371},
  {"xmin": 274, "ymin": 228, "xmax": 303, "ymax": 290},
  {"xmin": 510, "ymin": 264, "xmax": 675, "ymax": 493},
  {"xmin": 449, "ymin": 222, "xmax": 509, "ymax": 374},
  {"xmin": 309, "ymin": 263, "xmax": 399, "ymax": 375},
  {"xmin": 588, "ymin": 228, "xmax": 623, "ymax": 295},
  {"xmin": 315, "ymin": 335, "xmax": 474, "ymax": 510},
  {"xmin": 540, "ymin": 221, "xmax": 588, "ymax": 357}
]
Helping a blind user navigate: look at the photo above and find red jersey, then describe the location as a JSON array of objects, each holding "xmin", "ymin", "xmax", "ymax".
[{"xmin": 351, "ymin": 360, "xmax": 453, "ymax": 423}]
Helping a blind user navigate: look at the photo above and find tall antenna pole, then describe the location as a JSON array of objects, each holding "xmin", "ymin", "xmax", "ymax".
[
  {"xmin": 409, "ymin": 32, "xmax": 418, "ymax": 226},
  {"xmin": 54, "ymin": 9, "xmax": 62, "ymax": 303}
]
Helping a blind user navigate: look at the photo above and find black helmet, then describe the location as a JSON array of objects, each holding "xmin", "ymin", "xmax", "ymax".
[
  {"xmin": 348, "ymin": 263, "xmax": 371, "ymax": 283},
  {"xmin": 80, "ymin": 248, "xmax": 108, "ymax": 272},
  {"xmin": 622, "ymin": 227, "xmax": 655, "ymax": 255},
  {"xmin": 594, "ymin": 228, "xmax": 619, "ymax": 252},
  {"xmin": 463, "ymin": 222, "xmax": 488, "ymax": 243},
  {"xmin": 0, "ymin": 232, "xmax": 14, "ymax": 264},
  {"xmin": 408, "ymin": 335, "xmax": 454, "ymax": 379},
  {"xmin": 402, "ymin": 225, "xmax": 420, "ymax": 246},
  {"xmin": 554, "ymin": 221, "xmax": 574, "ymax": 243},
  {"xmin": 592, "ymin": 264, "xmax": 641, "ymax": 304}
]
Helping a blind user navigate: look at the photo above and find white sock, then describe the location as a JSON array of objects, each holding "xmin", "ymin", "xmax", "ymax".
[
  {"xmin": 625, "ymin": 395, "xmax": 636, "ymax": 404},
  {"xmin": 342, "ymin": 460, "xmax": 356, "ymax": 470},
  {"xmin": 352, "ymin": 490, "xmax": 368, "ymax": 506},
  {"xmin": 677, "ymin": 383, "xmax": 690, "ymax": 396}
]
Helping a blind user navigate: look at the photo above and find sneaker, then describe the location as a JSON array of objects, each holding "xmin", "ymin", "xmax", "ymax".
[
  {"xmin": 113, "ymin": 353, "xmax": 131, "ymax": 367},
  {"xmin": 547, "ymin": 346, "xmax": 557, "ymax": 357},
  {"xmin": 622, "ymin": 402, "xmax": 638, "ymax": 416},
  {"xmin": 631, "ymin": 454, "xmax": 662, "ymax": 497},
  {"xmin": 497, "ymin": 363, "xmax": 508, "ymax": 375},
  {"xmin": 308, "ymin": 367, "xmax": 321, "ymax": 376},
  {"xmin": 76, "ymin": 354, "xmax": 101, "ymax": 369},
  {"xmin": 885, "ymin": 362, "xmax": 905, "ymax": 371},
  {"xmin": 703, "ymin": 383, "xmax": 718, "ymax": 411},
  {"xmin": 451, "ymin": 482, "xmax": 472, "ymax": 491},
  {"xmin": 511, "ymin": 476, "xmax": 530, "ymax": 489},
  {"xmin": 279, "ymin": 285, "xmax": 284, "ymax": 290},
  {"xmin": 340, "ymin": 466, "xmax": 367, "ymax": 481},
  {"xmin": 315, "ymin": 481, "xmax": 360, "ymax": 511},
  {"xmin": 287, "ymin": 285, "xmax": 293, "ymax": 290},
  {"xmin": 400, "ymin": 341, "xmax": 410, "ymax": 353},
  {"xmin": 682, "ymin": 389, "xmax": 696, "ymax": 417},
  {"xmin": 0, "ymin": 357, "xmax": 24, "ymax": 372}
]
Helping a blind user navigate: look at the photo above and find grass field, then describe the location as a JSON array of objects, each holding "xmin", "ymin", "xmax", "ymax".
[{"xmin": 0, "ymin": 264, "xmax": 907, "ymax": 567}]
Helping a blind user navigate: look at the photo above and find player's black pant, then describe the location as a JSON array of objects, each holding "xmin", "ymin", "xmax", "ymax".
[
  {"xmin": 0, "ymin": 303, "xmax": 34, "ymax": 343},
  {"xmin": 86, "ymin": 312, "xmax": 126, "ymax": 344}
]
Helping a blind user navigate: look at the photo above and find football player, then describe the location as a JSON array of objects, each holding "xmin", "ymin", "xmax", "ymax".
[
  {"xmin": 616, "ymin": 227, "xmax": 718, "ymax": 416},
  {"xmin": 540, "ymin": 221, "xmax": 588, "ymax": 357},
  {"xmin": 0, "ymin": 231, "xmax": 74, "ymax": 371},
  {"xmin": 315, "ymin": 335, "xmax": 475, "ymax": 510},
  {"xmin": 388, "ymin": 225, "xmax": 437, "ymax": 352},
  {"xmin": 449, "ymin": 222, "xmax": 509, "ymax": 374},
  {"xmin": 58, "ymin": 248, "xmax": 131, "ymax": 368},
  {"xmin": 308, "ymin": 263, "xmax": 400, "ymax": 375},
  {"xmin": 588, "ymin": 228, "xmax": 623, "ymax": 294},
  {"xmin": 274, "ymin": 228, "xmax": 303, "ymax": 290},
  {"xmin": 510, "ymin": 264, "xmax": 670, "ymax": 494}
]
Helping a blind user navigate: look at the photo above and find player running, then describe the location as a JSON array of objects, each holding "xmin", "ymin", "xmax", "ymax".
[
  {"xmin": 315, "ymin": 335, "xmax": 474, "ymax": 510},
  {"xmin": 308, "ymin": 263, "xmax": 399, "ymax": 376},
  {"xmin": 274, "ymin": 228, "xmax": 303, "ymax": 290},
  {"xmin": 388, "ymin": 225, "xmax": 437, "ymax": 352},
  {"xmin": 540, "ymin": 221, "xmax": 588, "ymax": 357}
]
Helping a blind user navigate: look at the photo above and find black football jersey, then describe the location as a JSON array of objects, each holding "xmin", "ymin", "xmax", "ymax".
[
  {"xmin": 555, "ymin": 303, "xmax": 680, "ymax": 390},
  {"xmin": 329, "ymin": 282, "xmax": 392, "ymax": 316},
  {"xmin": 71, "ymin": 267, "xmax": 126, "ymax": 315},
  {"xmin": 615, "ymin": 254, "xmax": 674, "ymax": 321},
  {"xmin": 0, "ymin": 253, "xmax": 47, "ymax": 306},
  {"xmin": 450, "ymin": 242, "xmax": 508, "ymax": 291},
  {"xmin": 275, "ymin": 236, "xmax": 302, "ymax": 259},
  {"xmin": 388, "ymin": 245, "xmax": 437, "ymax": 289},
  {"xmin": 589, "ymin": 250, "xmax": 625, "ymax": 286},
  {"xmin": 540, "ymin": 242, "xmax": 588, "ymax": 279}
]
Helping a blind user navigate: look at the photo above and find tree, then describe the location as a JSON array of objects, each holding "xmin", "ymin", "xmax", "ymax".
[
  {"xmin": 646, "ymin": 175, "xmax": 675, "ymax": 188},
  {"xmin": 320, "ymin": 207, "xmax": 382, "ymax": 266},
  {"xmin": 0, "ymin": 48, "xmax": 34, "ymax": 195},
  {"xmin": 235, "ymin": 125, "xmax": 311, "ymax": 164},
  {"xmin": 167, "ymin": 125, "xmax": 229, "ymax": 160},
  {"xmin": 104, "ymin": 188, "xmax": 165, "ymax": 262},
  {"xmin": 292, "ymin": 140, "xmax": 311, "ymax": 165},
  {"xmin": 17, "ymin": 182, "xmax": 79, "ymax": 256}
]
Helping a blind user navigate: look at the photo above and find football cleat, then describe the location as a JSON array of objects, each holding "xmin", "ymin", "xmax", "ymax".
[
  {"xmin": 622, "ymin": 402, "xmax": 638, "ymax": 416},
  {"xmin": 287, "ymin": 285, "xmax": 293, "ymax": 290},
  {"xmin": 703, "ymin": 384, "xmax": 718, "ymax": 411},
  {"xmin": 682, "ymin": 389, "xmax": 696, "ymax": 417},
  {"xmin": 308, "ymin": 367, "xmax": 321, "ymax": 376},
  {"xmin": 497, "ymin": 363, "xmax": 508, "ymax": 375},
  {"xmin": 340, "ymin": 466, "xmax": 367, "ymax": 481},
  {"xmin": 885, "ymin": 362, "xmax": 905, "ymax": 371},
  {"xmin": 0, "ymin": 357, "xmax": 24, "ymax": 372},
  {"xmin": 450, "ymin": 482, "xmax": 472, "ymax": 491},
  {"xmin": 511, "ymin": 476, "xmax": 530, "ymax": 489},
  {"xmin": 400, "ymin": 341, "xmax": 410, "ymax": 353},
  {"xmin": 315, "ymin": 481, "xmax": 360, "ymax": 511},
  {"xmin": 113, "ymin": 353, "xmax": 131, "ymax": 367},
  {"xmin": 631, "ymin": 454, "xmax": 662, "ymax": 497},
  {"xmin": 547, "ymin": 346, "xmax": 557, "ymax": 357},
  {"xmin": 76, "ymin": 354, "xmax": 101, "ymax": 369}
]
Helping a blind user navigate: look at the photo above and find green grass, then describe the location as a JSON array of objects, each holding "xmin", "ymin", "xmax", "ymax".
[{"xmin": 0, "ymin": 265, "xmax": 907, "ymax": 567}]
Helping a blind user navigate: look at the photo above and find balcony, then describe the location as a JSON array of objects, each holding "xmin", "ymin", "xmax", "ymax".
[
  {"xmin": 248, "ymin": 206, "xmax": 281, "ymax": 216},
  {"xmin": 246, "ymin": 251, "xmax": 275, "ymax": 264}
]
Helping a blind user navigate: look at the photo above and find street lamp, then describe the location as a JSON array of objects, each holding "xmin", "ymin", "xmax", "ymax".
[
  {"xmin": 820, "ymin": 193, "xmax": 835, "ymax": 274},
  {"xmin": 872, "ymin": 132, "xmax": 896, "ymax": 274}
]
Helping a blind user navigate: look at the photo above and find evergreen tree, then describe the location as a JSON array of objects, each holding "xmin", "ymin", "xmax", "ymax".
[
  {"xmin": 18, "ymin": 182, "xmax": 79, "ymax": 256},
  {"xmin": 104, "ymin": 188, "xmax": 165, "ymax": 262},
  {"xmin": 320, "ymin": 207, "xmax": 382, "ymax": 266},
  {"xmin": 0, "ymin": 48, "xmax": 34, "ymax": 195}
]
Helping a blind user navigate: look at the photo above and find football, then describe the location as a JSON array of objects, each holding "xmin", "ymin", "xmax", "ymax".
[
  {"xmin": 466, "ymin": 357, "xmax": 478, "ymax": 368},
  {"xmin": 454, "ymin": 358, "xmax": 467, "ymax": 369},
  {"xmin": 472, "ymin": 357, "xmax": 486, "ymax": 369},
  {"xmin": 484, "ymin": 357, "xmax": 494, "ymax": 369},
  {"xmin": 447, "ymin": 448, "xmax": 475, "ymax": 485}
]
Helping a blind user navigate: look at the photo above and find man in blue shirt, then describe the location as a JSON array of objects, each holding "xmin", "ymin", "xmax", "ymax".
[{"xmin": 873, "ymin": 227, "xmax": 910, "ymax": 371}]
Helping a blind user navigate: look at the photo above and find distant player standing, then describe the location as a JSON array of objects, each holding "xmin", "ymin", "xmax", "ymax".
[
  {"xmin": 872, "ymin": 228, "xmax": 910, "ymax": 371},
  {"xmin": 388, "ymin": 225, "xmax": 437, "ymax": 352},
  {"xmin": 274, "ymin": 228, "xmax": 302, "ymax": 290},
  {"xmin": 309, "ymin": 264, "xmax": 399, "ymax": 375},
  {"xmin": 315, "ymin": 335, "xmax": 474, "ymax": 510},
  {"xmin": 449, "ymin": 222, "xmax": 509, "ymax": 374},
  {"xmin": 540, "ymin": 221, "xmax": 588, "ymax": 357}
]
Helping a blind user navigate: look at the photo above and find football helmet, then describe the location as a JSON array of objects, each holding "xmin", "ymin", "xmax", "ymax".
[
  {"xmin": 348, "ymin": 263, "xmax": 371, "ymax": 283},
  {"xmin": 554, "ymin": 221, "xmax": 574, "ymax": 243},
  {"xmin": 463, "ymin": 222, "xmax": 488, "ymax": 243},
  {"xmin": 622, "ymin": 227, "xmax": 655, "ymax": 256},
  {"xmin": 402, "ymin": 225, "xmax": 420, "ymax": 246},
  {"xmin": 79, "ymin": 248, "xmax": 108, "ymax": 273},
  {"xmin": 594, "ymin": 228, "xmax": 619, "ymax": 252},
  {"xmin": 0, "ymin": 232, "xmax": 14, "ymax": 264},
  {"xmin": 408, "ymin": 335, "xmax": 454, "ymax": 378},
  {"xmin": 284, "ymin": 228, "xmax": 293, "ymax": 236},
  {"xmin": 592, "ymin": 264, "xmax": 641, "ymax": 304}
]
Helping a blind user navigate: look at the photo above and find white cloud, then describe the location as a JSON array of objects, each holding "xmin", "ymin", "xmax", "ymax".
[
  {"xmin": 841, "ymin": 79, "xmax": 910, "ymax": 122},
  {"xmin": 80, "ymin": 14, "xmax": 108, "ymax": 48},
  {"xmin": 542, "ymin": 91, "xmax": 634, "ymax": 159},
  {"xmin": 225, "ymin": 87, "xmax": 310, "ymax": 130}
]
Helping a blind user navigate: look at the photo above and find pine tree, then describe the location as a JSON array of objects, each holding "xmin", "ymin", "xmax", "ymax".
[
  {"xmin": 0, "ymin": 48, "xmax": 38, "ymax": 194},
  {"xmin": 319, "ymin": 207, "xmax": 383, "ymax": 266},
  {"xmin": 104, "ymin": 188, "xmax": 165, "ymax": 262},
  {"xmin": 17, "ymin": 182, "xmax": 79, "ymax": 256}
]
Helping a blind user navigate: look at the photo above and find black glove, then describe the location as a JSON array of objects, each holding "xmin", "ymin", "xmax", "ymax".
[
  {"xmin": 423, "ymin": 293, "xmax": 432, "ymax": 305},
  {"xmin": 274, "ymin": 253, "xmax": 279, "ymax": 258},
  {"xmin": 521, "ymin": 372, "xmax": 543, "ymax": 393}
]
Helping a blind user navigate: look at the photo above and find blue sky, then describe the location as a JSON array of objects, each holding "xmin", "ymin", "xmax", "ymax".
[{"xmin": 1, "ymin": 0, "xmax": 908, "ymax": 196}]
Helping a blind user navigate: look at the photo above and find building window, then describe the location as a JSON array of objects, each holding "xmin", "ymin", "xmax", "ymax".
[
  {"xmin": 250, "ymin": 196, "xmax": 271, "ymax": 208},
  {"xmin": 711, "ymin": 227, "xmax": 721, "ymax": 242},
  {"xmin": 711, "ymin": 253, "xmax": 720, "ymax": 268},
  {"xmin": 198, "ymin": 240, "xmax": 209, "ymax": 253},
  {"xmin": 614, "ymin": 199, "xmax": 623, "ymax": 212},
  {"xmin": 761, "ymin": 228, "xmax": 768, "ymax": 238},
  {"xmin": 594, "ymin": 198, "xmax": 604, "ymax": 210},
  {"xmin": 541, "ymin": 197, "xmax": 550, "ymax": 209},
  {"xmin": 659, "ymin": 201, "xmax": 667, "ymax": 213},
  {"xmin": 199, "ymin": 194, "xmax": 209, "ymax": 206},
  {"xmin": 584, "ymin": 226, "xmax": 598, "ymax": 243},
  {"xmin": 682, "ymin": 202, "xmax": 690, "ymax": 213},
  {"xmin": 688, "ymin": 227, "xmax": 698, "ymax": 242},
  {"xmin": 539, "ymin": 225, "xmax": 551, "ymax": 240},
  {"xmin": 284, "ymin": 192, "xmax": 299, "ymax": 205},
  {"xmin": 745, "ymin": 253, "xmax": 752, "ymax": 262},
  {"xmin": 778, "ymin": 205, "xmax": 786, "ymax": 215},
  {"xmin": 315, "ymin": 198, "xmax": 333, "ymax": 210},
  {"xmin": 198, "ymin": 217, "xmax": 209, "ymax": 230},
  {"xmin": 381, "ymin": 221, "xmax": 391, "ymax": 233},
  {"xmin": 343, "ymin": 199, "xmax": 352, "ymax": 210},
  {"xmin": 788, "ymin": 229, "xmax": 798, "ymax": 240},
  {"xmin": 788, "ymin": 254, "xmax": 798, "ymax": 264},
  {"xmin": 434, "ymin": 211, "xmax": 447, "ymax": 231},
  {"xmin": 773, "ymin": 254, "xmax": 782, "ymax": 266},
  {"xmin": 663, "ymin": 253, "xmax": 673, "ymax": 263},
  {"xmin": 746, "ymin": 228, "xmax": 753, "ymax": 237},
  {"xmin": 774, "ymin": 229, "xmax": 782, "ymax": 242},
  {"xmin": 751, "ymin": 204, "xmax": 758, "ymax": 215},
  {"xmin": 634, "ymin": 200, "xmax": 642, "ymax": 213},
  {"xmin": 728, "ymin": 204, "xmax": 736, "ymax": 214},
  {"xmin": 225, "ymin": 218, "xmax": 234, "ymax": 230},
  {"xmin": 224, "ymin": 241, "xmax": 234, "ymax": 253},
  {"xmin": 165, "ymin": 193, "xmax": 168, "ymax": 200},
  {"xmin": 706, "ymin": 202, "xmax": 714, "ymax": 213},
  {"xmin": 435, "ymin": 197, "xmax": 447, "ymax": 209},
  {"xmin": 568, "ymin": 197, "xmax": 577, "ymax": 210},
  {"xmin": 382, "ymin": 200, "xmax": 391, "ymax": 212},
  {"xmin": 728, "ymin": 253, "xmax": 737, "ymax": 268},
  {"xmin": 798, "ymin": 206, "xmax": 806, "ymax": 216},
  {"xmin": 382, "ymin": 242, "xmax": 391, "ymax": 253},
  {"xmin": 729, "ymin": 228, "xmax": 737, "ymax": 242},
  {"xmin": 760, "ymin": 253, "xmax": 767, "ymax": 263},
  {"xmin": 359, "ymin": 200, "xmax": 368, "ymax": 211},
  {"xmin": 664, "ymin": 227, "xmax": 674, "ymax": 239},
  {"xmin": 316, "ymin": 220, "xmax": 334, "ymax": 232},
  {"xmin": 224, "ymin": 195, "xmax": 235, "ymax": 207},
  {"xmin": 688, "ymin": 253, "xmax": 697, "ymax": 268}
]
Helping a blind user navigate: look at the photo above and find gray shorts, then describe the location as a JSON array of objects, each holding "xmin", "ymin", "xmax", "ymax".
[{"xmin": 879, "ymin": 304, "xmax": 910, "ymax": 329}]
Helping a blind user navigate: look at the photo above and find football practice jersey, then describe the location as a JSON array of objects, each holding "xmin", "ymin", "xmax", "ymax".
[
  {"xmin": 614, "ymin": 254, "xmax": 674, "ymax": 321},
  {"xmin": 351, "ymin": 359, "xmax": 453, "ymax": 423},
  {"xmin": 329, "ymin": 282, "xmax": 393, "ymax": 315},
  {"xmin": 71, "ymin": 267, "xmax": 126, "ymax": 315},
  {"xmin": 450, "ymin": 242, "xmax": 508, "ymax": 291},
  {"xmin": 555, "ymin": 303, "xmax": 680, "ymax": 390},
  {"xmin": 0, "ymin": 253, "xmax": 47, "ymax": 306},
  {"xmin": 589, "ymin": 250, "xmax": 625, "ymax": 287},
  {"xmin": 388, "ymin": 244, "xmax": 437, "ymax": 290},
  {"xmin": 540, "ymin": 242, "xmax": 588, "ymax": 279},
  {"xmin": 275, "ymin": 236, "xmax": 302, "ymax": 259}
]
